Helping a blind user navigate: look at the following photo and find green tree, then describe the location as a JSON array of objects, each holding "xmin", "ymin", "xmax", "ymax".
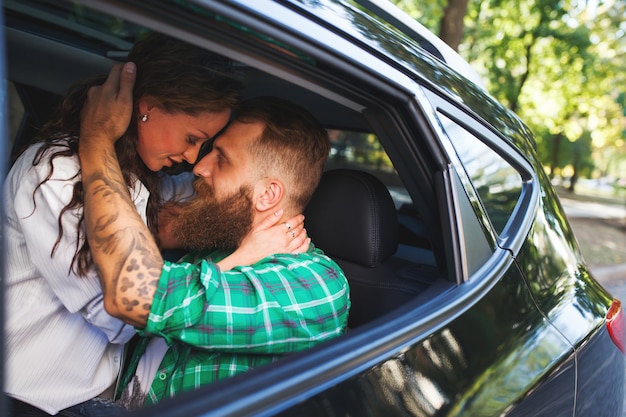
[
  {"xmin": 389, "ymin": 0, "xmax": 626, "ymax": 191},
  {"xmin": 388, "ymin": 0, "xmax": 445, "ymax": 32}
]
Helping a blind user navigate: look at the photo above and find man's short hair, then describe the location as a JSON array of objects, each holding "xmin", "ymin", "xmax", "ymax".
[{"xmin": 234, "ymin": 96, "xmax": 330, "ymax": 210}]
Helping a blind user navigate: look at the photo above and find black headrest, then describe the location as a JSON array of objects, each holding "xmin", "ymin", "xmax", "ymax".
[{"xmin": 304, "ymin": 169, "xmax": 398, "ymax": 267}]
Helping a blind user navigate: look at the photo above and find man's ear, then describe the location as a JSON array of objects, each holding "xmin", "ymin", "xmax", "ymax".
[{"xmin": 255, "ymin": 179, "xmax": 284, "ymax": 212}]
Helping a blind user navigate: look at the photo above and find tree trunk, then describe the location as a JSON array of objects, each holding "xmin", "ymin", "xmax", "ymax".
[
  {"xmin": 509, "ymin": 39, "xmax": 534, "ymax": 113},
  {"xmin": 439, "ymin": 0, "xmax": 470, "ymax": 51},
  {"xmin": 568, "ymin": 146, "xmax": 581, "ymax": 193},
  {"xmin": 550, "ymin": 133, "xmax": 563, "ymax": 179}
]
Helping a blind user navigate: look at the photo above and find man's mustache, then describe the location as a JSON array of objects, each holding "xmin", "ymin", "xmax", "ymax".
[{"xmin": 193, "ymin": 179, "xmax": 213, "ymax": 196}]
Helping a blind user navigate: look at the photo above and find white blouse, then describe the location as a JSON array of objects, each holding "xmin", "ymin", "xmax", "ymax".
[{"xmin": 3, "ymin": 143, "xmax": 145, "ymax": 414}]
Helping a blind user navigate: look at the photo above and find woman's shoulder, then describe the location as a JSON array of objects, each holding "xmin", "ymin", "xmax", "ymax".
[
  {"xmin": 10, "ymin": 140, "xmax": 80, "ymax": 180},
  {"xmin": 4, "ymin": 141, "xmax": 80, "ymax": 199}
]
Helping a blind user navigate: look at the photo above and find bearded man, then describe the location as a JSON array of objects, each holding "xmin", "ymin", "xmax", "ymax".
[{"xmin": 78, "ymin": 62, "xmax": 350, "ymax": 409}]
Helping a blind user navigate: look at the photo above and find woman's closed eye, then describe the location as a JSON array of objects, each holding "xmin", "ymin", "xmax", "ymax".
[{"xmin": 186, "ymin": 135, "xmax": 202, "ymax": 146}]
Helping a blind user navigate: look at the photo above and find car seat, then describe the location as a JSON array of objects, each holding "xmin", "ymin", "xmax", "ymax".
[{"xmin": 305, "ymin": 169, "xmax": 436, "ymax": 328}]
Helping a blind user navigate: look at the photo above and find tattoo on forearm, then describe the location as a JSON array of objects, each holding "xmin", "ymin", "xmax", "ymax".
[{"xmin": 83, "ymin": 149, "xmax": 162, "ymax": 322}]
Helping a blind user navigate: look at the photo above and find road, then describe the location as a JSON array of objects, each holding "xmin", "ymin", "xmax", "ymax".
[{"xmin": 560, "ymin": 196, "xmax": 626, "ymax": 219}]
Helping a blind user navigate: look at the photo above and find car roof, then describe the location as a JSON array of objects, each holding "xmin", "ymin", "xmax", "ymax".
[
  {"xmin": 353, "ymin": 0, "xmax": 486, "ymax": 90},
  {"xmin": 5, "ymin": 0, "xmax": 488, "ymax": 130}
]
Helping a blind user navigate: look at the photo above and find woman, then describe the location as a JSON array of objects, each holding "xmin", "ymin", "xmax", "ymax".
[{"xmin": 4, "ymin": 33, "xmax": 307, "ymax": 416}]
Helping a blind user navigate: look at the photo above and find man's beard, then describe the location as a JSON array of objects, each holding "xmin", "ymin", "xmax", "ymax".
[{"xmin": 172, "ymin": 180, "xmax": 254, "ymax": 251}]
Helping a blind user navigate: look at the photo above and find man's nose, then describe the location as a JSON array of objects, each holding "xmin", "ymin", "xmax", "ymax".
[{"xmin": 193, "ymin": 154, "xmax": 211, "ymax": 177}]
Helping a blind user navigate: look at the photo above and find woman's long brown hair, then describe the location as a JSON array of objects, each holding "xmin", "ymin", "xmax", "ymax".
[{"xmin": 25, "ymin": 33, "xmax": 241, "ymax": 277}]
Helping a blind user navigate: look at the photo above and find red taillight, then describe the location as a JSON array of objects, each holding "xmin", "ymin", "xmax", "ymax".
[{"xmin": 606, "ymin": 298, "xmax": 625, "ymax": 354}]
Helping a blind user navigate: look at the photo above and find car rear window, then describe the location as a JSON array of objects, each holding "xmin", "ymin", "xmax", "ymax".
[{"xmin": 438, "ymin": 113, "xmax": 523, "ymax": 235}]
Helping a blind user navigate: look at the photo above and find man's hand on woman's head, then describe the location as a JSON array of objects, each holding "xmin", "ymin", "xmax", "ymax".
[{"xmin": 80, "ymin": 62, "xmax": 137, "ymax": 150}]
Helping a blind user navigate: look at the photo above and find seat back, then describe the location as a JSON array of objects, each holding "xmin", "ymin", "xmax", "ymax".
[{"xmin": 305, "ymin": 169, "xmax": 433, "ymax": 327}]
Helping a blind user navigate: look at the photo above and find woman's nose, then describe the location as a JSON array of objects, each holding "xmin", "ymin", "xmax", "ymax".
[{"xmin": 182, "ymin": 146, "xmax": 200, "ymax": 164}]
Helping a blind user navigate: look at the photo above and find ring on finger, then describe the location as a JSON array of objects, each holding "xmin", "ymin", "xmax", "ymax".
[
  {"xmin": 285, "ymin": 222, "xmax": 292, "ymax": 230},
  {"xmin": 290, "ymin": 230, "xmax": 296, "ymax": 239}
]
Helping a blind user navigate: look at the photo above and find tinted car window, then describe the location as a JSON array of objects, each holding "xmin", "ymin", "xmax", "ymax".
[
  {"xmin": 8, "ymin": 0, "xmax": 143, "ymax": 48},
  {"xmin": 7, "ymin": 82, "xmax": 24, "ymax": 152},
  {"xmin": 326, "ymin": 129, "xmax": 408, "ymax": 206},
  {"xmin": 438, "ymin": 113, "xmax": 523, "ymax": 234},
  {"xmin": 325, "ymin": 129, "xmax": 434, "ymax": 264}
]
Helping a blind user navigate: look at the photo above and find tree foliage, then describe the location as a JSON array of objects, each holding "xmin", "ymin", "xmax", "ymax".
[{"xmin": 389, "ymin": 0, "xmax": 626, "ymax": 189}]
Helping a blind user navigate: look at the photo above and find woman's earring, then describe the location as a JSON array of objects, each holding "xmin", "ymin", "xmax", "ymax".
[{"xmin": 141, "ymin": 114, "xmax": 148, "ymax": 122}]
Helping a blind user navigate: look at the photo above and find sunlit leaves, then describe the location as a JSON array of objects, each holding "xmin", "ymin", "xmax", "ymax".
[{"xmin": 389, "ymin": 0, "xmax": 625, "ymax": 183}]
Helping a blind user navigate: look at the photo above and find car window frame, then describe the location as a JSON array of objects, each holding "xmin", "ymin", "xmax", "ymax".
[
  {"xmin": 0, "ymin": 5, "xmax": 10, "ymax": 417},
  {"xmin": 420, "ymin": 88, "xmax": 539, "ymax": 262}
]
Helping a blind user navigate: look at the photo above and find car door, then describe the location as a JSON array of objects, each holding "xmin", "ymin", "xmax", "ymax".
[{"xmin": 416, "ymin": 87, "xmax": 577, "ymax": 416}]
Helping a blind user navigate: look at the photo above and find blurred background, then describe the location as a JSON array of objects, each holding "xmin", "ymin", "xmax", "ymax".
[{"xmin": 390, "ymin": 0, "xmax": 625, "ymax": 197}]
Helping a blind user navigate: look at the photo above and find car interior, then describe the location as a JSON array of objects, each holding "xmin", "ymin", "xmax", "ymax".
[{"xmin": 4, "ymin": 0, "xmax": 454, "ymax": 331}]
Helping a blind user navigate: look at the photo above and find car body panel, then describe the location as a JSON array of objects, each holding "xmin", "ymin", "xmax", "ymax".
[
  {"xmin": 131, "ymin": 259, "xmax": 575, "ymax": 417},
  {"xmin": 516, "ymin": 180, "xmax": 611, "ymax": 345},
  {"xmin": 575, "ymin": 326, "xmax": 625, "ymax": 416},
  {"xmin": 297, "ymin": 268, "xmax": 575, "ymax": 417}
]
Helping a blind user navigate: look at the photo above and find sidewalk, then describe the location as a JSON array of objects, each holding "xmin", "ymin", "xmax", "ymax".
[
  {"xmin": 593, "ymin": 264, "xmax": 626, "ymax": 286},
  {"xmin": 588, "ymin": 260, "xmax": 626, "ymax": 304}
]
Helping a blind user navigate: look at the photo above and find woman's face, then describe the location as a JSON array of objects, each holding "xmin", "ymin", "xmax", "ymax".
[{"xmin": 136, "ymin": 104, "xmax": 231, "ymax": 172}]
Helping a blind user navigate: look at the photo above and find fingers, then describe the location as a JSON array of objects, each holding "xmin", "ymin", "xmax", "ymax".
[
  {"xmin": 285, "ymin": 221, "xmax": 309, "ymax": 254},
  {"xmin": 251, "ymin": 210, "xmax": 309, "ymax": 255},
  {"xmin": 117, "ymin": 62, "xmax": 136, "ymax": 103},
  {"xmin": 99, "ymin": 62, "xmax": 136, "ymax": 100},
  {"xmin": 101, "ymin": 63, "xmax": 122, "ymax": 95},
  {"xmin": 288, "ymin": 221, "xmax": 305, "ymax": 239},
  {"xmin": 80, "ymin": 63, "xmax": 137, "ymax": 146},
  {"xmin": 282, "ymin": 213, "xmax": 305, "ymax": 232},
  {"xmin": 289, "ymin": 230, "xmax": 310, "ymax": 254},
  {"xmin": 258, "ymin": 209, "xmax": 285, "ymax": 229},
  {"xmin": 258, "ymin": 211, "xmax": 305, "ymax": 233},
  {"xmin": 101, "ymin": 62, "xmax": 136, "ymax": 115}
]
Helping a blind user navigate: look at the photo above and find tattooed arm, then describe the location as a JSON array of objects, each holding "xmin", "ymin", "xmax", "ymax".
[
  {"xmin": 80, "ymin": 63, "xmax": 310, "ymax": 327},
  {"xmin": 80, "ymin": 62, "xmax": 162, "ymax": 327}
]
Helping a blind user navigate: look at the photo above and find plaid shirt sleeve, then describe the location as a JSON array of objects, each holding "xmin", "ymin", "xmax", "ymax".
[{"xmin": 142, "ymin": 246, "xmax": 350, "ymax": 354}]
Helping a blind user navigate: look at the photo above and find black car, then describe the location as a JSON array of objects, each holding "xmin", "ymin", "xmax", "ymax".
[{"xmin": 3, "ymin": 0, "xmax": 624, "ymax": 416}]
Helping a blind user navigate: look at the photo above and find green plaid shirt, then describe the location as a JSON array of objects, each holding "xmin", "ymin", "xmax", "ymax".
[{"xmin": 120, "ymin": 245, "xmax": 349, "ymax": 405}]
